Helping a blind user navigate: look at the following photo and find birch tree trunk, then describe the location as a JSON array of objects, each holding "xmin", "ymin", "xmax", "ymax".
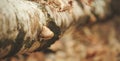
[{"xmin": 0, "ymin": 0, "xmax": 120, "ymax": 58}]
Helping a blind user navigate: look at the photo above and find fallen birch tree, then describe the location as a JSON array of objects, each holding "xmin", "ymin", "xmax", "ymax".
[{"xmin": 0, "ymin": 0, "xmax": 120, "ymax": 58}]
